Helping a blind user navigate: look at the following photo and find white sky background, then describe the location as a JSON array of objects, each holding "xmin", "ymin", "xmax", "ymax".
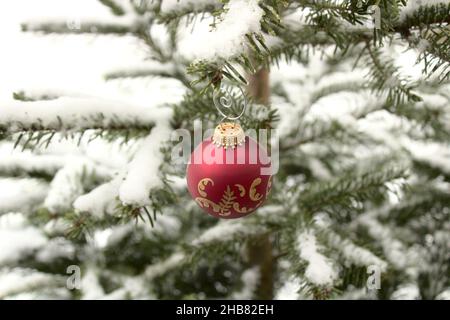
[{"xmin": 0, "ymin": 0, "xmax": 184, "ymax": 106}]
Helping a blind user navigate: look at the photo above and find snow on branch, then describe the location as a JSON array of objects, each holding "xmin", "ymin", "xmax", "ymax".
[
  {"xmin": 35, "ymin": 238, "xmax": 75, "ymax": 264},
  {"xmin": 21, "ymin": 13, "xmax": 138, "ymax": 35},
  {"xmin": 231, "ymin": 267, "xmax": 260, "ymax": 299},
  {"xmin": 399, "ymin": 0, "xmax": 450, "ymax": 22},
  {"xmin": 119, "ymin": 107, "xmax": 172, "ymax": 206},
  {"xmin": 145, "ymin": 252, "xmax": 185, "ymax": 280},
  {"xmin": 296, "ymin": 230, "xmax": 338, "ymax": 287},
  {"xmin": 80, "ymin": 269, "xmax": 105, "ymax": 300},
  {"xmin": 160, "ymin": 0, "xmax": 218, "ymax": 14},
  {"xmin": 0, "ymin": 97, "xmax": 157, "ymax": 133},
  {"xmin": 0, "ymin": 213, "xmax": 48, "ymax": 265},
  {"xmin": 0, "ymin": 268, "xmax": 65, "ymax": 299},
  {"xmin": 192, "ymin": 220, "xmax": 264, "ymax": 246},
  {"xmin": 325, "ymin": 230, "xmax": 388, "ymax": 272},
  {"xmin": 74, "ymin": 174, "xmax": 123, "ymax": 217},
  {"xmin": 44, "ymin": 158, "xmax": 113, "ymax": 213},
  {"xmin": 403, "ymin": 140, "xmax": 450, "ymax": 174},
  {"xmin": 274, "ymin": 277, "xmax": 302, "ymax": 300},
  {"xmin": 179, "ymin": 0, "xmax": 264, "ymax": 60},
  {"xmin": 356, "ymin": 214, "xmax": 422, "ymax": 272},
  {"xmin": 104, "ymin": 62, "xmax": 177, "ymax": 80},
  {"xmin": 0, "ymin": 179, "xmax": 49, "ymax": 214},
  {"xmin": 0, "ymin": 143, "xmax": 66, "ymax": 176}
]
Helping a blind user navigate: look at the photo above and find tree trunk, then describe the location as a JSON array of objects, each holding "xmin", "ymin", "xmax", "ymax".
[
  {"xmin": 246, "ymin": 67, "xmax": 274, "ymax": 300},
  {"xmin": 247, "ymin": 68, "xmax": 271, "ymax": 105}
]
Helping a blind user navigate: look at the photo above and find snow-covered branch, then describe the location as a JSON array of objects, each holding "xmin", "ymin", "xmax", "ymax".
[
  {"xmin": 296, "ymin": 230, "xmax": 338, "ymax": 287},
  {"xmin": 179, "ymin": 0, "xmax": 264, "ymax": 60},
  {"xmin": 0, "ymin": 97, "xmax": 157, "ymax": 133},
  {"xmin": 119, "ymin": 108, "xmax": 172, "ymax": 206},
  {"xmin": 44, "ymin": 158, "xmax": 113, "ymax": 213}
]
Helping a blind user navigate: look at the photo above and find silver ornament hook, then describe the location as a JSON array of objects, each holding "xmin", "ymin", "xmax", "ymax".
[{"xmin": 213, "ymin": 83, "xmax": 247, "ymax": 122}]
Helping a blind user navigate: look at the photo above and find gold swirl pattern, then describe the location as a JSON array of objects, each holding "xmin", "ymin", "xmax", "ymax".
[
  {"xmin": 198, "ymin": 178, "xmax": 214, "ymax": 197},
  {"xmin": 195, "ymin": 198, "xmax": 221, "ymax": 213},
  {"xmin": 249, "ymin": 178, "xmax": 263, "ymax": 202},
  {"xmin": 233, "ymin": 201, "xmax": 263, "ymax": 214},
  {"xmin": 235, "ymin": 184, "xmax": 246, "ymax": 197},
  {"xmin": 195, "ymin": 177, "xmax": 268, "ymax": 216}
]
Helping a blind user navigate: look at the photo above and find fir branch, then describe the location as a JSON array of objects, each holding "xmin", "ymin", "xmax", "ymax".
[
  {"xmin": 13, "ymin": 91, "xmax": 58, "ymax": 102},
  {"xmin": 98, "ymin": 0, "xmax": 126, "ymax": 16},
  {"xmin": 409, "ymin": 29, "xmax": 450, "ymax": 82},
  {"xmin": 104, "ymin": 69, "xmax": 175, "ymax": 80},
  {"xmin": 309, "ymin": 78, "xmax": 368, "ymax": 105},
  {"xmin": 365, "ymin": 44, "xmax": 422, "ymax": 104},
  {"xmin": 398, "ymin": 2, "xmax": 450, "ymax": 31},
  {"xmin": 2, "ymin": 120, "xmax": 152, "ymax": 148},
  {"xmin": 104, "ymin": 66, "xmax": 191, "ymax": 88},
  {"xmin": 383, "ymin": 99, "xmax": 450, "ymax": 141},
  {"xmin": 298, "ymin": 166, "xmax": 408, "ymax": 217},
  {"xmin": 156, "ymin": 3, "xmax": 220, "ymax": 25},
  {"xmin": 295, "ymin": 0, "xmax": 367, "ymax": 26},
  {"xmin": 21, "ymin": 21, "xmax": 134, "ymax": 35},
  {"xmin": 64, "ymin": 211, "xmax": 94, "ymax": 239},
  {"xmin": 380, "ymin": 186, "xmax": 450, "ymax": 226}
]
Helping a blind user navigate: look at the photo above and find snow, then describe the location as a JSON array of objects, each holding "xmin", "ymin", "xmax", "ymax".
[
  {"xmin": 100, "ymin": 276, "xmax": 151, "ymax": 299},
  {"xmin": 337, "ymin": 287, "xmax": 376, "ymax": 300},
  {"xmin": 29, "ymin": 133, "xmax": 138, "ymax": 170},
  {"xmin": 0, "ymin": 268, "xmax": 63, "ymax": 299},
  {"xmin": 192, "ymin": 221, "xmax": 262, "ymax": 246},
  {"xmin": 44, "ymin": 158, "xmax": 112, "ymax": 213},
  {"xmin": 160, "ymin": 0, "xmax": 217, "ymax": 13},
  {"xmin": 36, "ymin": 238, "xmax": 75, "ymax": 263},
  {"xmin": 399, "ymin": 0, "xmax": 450, "ymax": 22},
  {"xmin": 403, "ymin": 140, "xmax": 450, "ymax": 174},
  {"xmin": 313, "ymin": 70, "xmax": 367, "ymax": 100},
  {"xmin": 391, "ymin": 283, "xmax": 420, "ymax": 300},
  {"xmin": 356, "ymin": 214, "xmax": 422, "ymax": 272},
  {"xmin": 0, "ymin": 178, "xmax": 49, "ymax": 214},
  {"xmin": 327, "ymin": 231, "xmax": 388, "ymax": 272},
  {"xmin": 0, "ymin": 213, "xmax": 48, "ymax": 264},
  {"xmin": 90, "ymin": 214, "xmax": 181, "ymax": 250},
  {"xmin": 255, "ymin": 204, "xmax": 283, "ymax": 218},
  {"xmin": 0, "ymin": 143, "xmax": 66, "ymax": 175},
  {"xmin": 178, "ymin": 0, "xmax": 264, "ymax": 60},
  {"xmin": 145, "ymin": 252, "xmax": 185, "ymax": 280},
  {"xmin": 0, "ymin": 97, "xmax": 157, "ymax": 132},
  {"xmin": 272, "ymin": 98, "xmax": 308, "ymax": 138},
  {"xmin": 232, "ymin": 267, "xmax": 260, "ymax": 299},
  {"xmin": 308, "ymin": 158, "xmax": 332, "ymax": 179},
  {"xmin": 166, "ymin": 174, "xmax": 187, "ymax": 191},
  {"xmin": 81, "ymin": 269, "xmax": 104, "ymax": 300},
  {"xmin": 297, "ymin": 230, "xmax": 338, "ymax": 286},
  {"xmin": 119, "ymin": 108, "xmax": 172, "ymax": 206},
  {"xmin": 274, "ymin": 277, "xmax": 301, "ymax": 300},
  {"xmin": 105, "ymin": 61, "xmax": 177, "ymax": 79},
  {"xmin": 43, "ymin": 219, "xmax": 69, "ymax": 235},
  {"xmin": 436, "ymin": 289, "xmax": 450, "ymax": 300},
  {"xmin": 419, "ymin": 93, "xmax": 449, "ymax": 110},
  {"xmin": 91, "ymin": 225, "xmax": 134, "ymax": 249},
  {"xmin": 146, "ymin": 214, "xmax": 182, "ymax": 238},
  {"xmin": 74, "ymin": 174, "xmax": 123, "ymax": 217}
]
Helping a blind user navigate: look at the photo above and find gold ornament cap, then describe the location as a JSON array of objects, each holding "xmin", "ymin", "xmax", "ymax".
[{"xmin": 212, "ymin": 122, "xmax": 245, "ymax": 149}]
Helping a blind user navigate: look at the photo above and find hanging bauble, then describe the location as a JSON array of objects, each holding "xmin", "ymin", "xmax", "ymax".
[{"xmin": 186, "ymin": 122, "xmax": 272, "ymax": 219}]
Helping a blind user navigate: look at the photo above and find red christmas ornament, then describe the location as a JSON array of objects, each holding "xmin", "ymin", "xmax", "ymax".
[{"xmin": 187, "ymin": 122, "xmax": 273, "ymax": 219}]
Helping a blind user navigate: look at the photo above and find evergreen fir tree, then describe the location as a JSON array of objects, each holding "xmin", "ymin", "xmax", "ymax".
[{"xmin": 0, "ymin": 0, "xmax": 449, "ymax": 300}]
